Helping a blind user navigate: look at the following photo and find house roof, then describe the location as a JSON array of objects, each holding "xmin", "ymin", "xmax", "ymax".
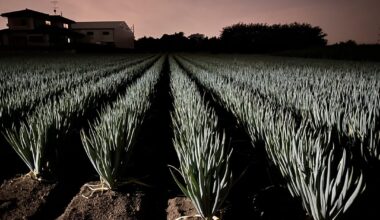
[
  {"xmin": 71, "ymin": 21, "xmax": 132, "ymax": 31},
  {"xmin": 49, "ymin": 15, "xmax": 75, "ymax": 24},
  {"xmin": 1, "ymin": 9, "xmax": 49, "ymax": 18}
]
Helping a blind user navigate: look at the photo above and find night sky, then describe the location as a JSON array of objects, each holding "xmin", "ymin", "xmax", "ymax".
[{"xmin": 0, "ymin": 0, "xmax": 379, "ymax": 44}]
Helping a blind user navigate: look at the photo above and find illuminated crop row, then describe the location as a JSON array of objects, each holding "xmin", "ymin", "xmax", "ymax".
[
  {"xmin": 176, "ymin": 55, "xmax": 371, "ymax": 220},
  {"xmin": 3, "ymin": 55, "xmax": 158, "ymax": 180},
  {"xmin": 169, "ymin": 56, "xmax": 233, "ymax": 219}
]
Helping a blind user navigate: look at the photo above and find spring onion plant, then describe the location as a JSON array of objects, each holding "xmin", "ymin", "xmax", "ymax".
[
  {"xmin": 2, "ymin": 55, "xmax": 158, "ymax": 181},
  {"xmin": 3, "ymin": 110, "xmax": 53, "ymax": 180},
  {"xmin": 80, "ymin": 57, "xmax": 163, "ymax": 193},
  {"xmin": 264, "ymin": 116, "xmax": 366, "ymax": 220},
  {"xmin": 169, "ymin": 57, "xmax": 233, "ymax": 220},
  {"xmin": 175, "ymin": 54, "xmax": 368, "ymax": 220}
]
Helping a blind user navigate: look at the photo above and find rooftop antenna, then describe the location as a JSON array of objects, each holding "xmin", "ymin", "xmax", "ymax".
[{"xmin": 51, "ymin": 0, "xmax": 59, "ymax": 15}]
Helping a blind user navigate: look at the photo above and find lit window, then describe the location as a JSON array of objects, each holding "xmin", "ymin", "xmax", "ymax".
[
  {"xmin": 63, "ymin": 23, "xmax": 69, "ymax": 29},
  {"xmin": 45, "ymin": 21, "xmax": 51, "ymax": 26},
  {"xmin": 67, "ymin": 38, "xmax": 71, "ymax": 43}
]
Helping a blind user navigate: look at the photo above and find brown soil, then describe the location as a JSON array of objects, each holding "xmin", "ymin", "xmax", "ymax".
[
  {"xmin": 167, "ymin": 197, "xmax": 198, "ymax": 220},
  {"xmin": 58, "ymin": 181, "xmax": 146, "ymax": 220},
  {"xmin": 167, "ymin": 196, "xmax": 232, "ymax": 220},
  {"xmin": 0, "ymin": 174, "xmax": 57, "ymax": 220}
]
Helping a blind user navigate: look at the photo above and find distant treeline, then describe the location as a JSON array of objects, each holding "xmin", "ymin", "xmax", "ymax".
[
  {"xmin": 275, "ymin": 41, "xmax": 380, "ymax": 62},
  {"xmin": 135, "ymin": 22, "xmax": 327, "ymax": 53}
]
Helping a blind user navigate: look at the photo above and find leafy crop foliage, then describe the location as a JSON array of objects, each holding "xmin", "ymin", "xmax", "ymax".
[
  {"xmin": 81, "ymin": 56, "xmax": 163, "ymax": 190},
  {"xmin": 169, "ymin": 56, "xmax": 233, "ymax": 219},
  {"xmin": 2, "ymin": 54, "xmax": 157, "ymax": 180},
  {"xmin": 1, "ymin": 54, "xmax": 379, "ymax": 219},
  {"xmin": 175, "ymin": 54, "xmax": 377, "ymax": 220}
]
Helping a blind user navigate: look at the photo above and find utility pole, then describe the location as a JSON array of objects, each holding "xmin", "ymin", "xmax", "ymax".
[{"xmin": 51, "ymin": 0, "xmax": 59, "ymax": 15}]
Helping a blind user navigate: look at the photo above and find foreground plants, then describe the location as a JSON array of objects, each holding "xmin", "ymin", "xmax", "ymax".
[
  {"xmin": 176, "ymin": 54, "xmax": 370, "ymax": 220},
  {"xmin": 169, "ymin": 57, "xmax": 233, "ymax": 220},
  {"xmin": 2, "ymin": 55, "xmax": 158, "ymax": 181},
  {"xmin": 265, "ymin": 116, "xmax": 366, "ymax": 220},
  {"xmin": 80, "ymin": 57, "xmax": 163, "ymax": 194},
  {"xmin": 3, "ymin": 111, "xmax": 54, "ymax": 180}
]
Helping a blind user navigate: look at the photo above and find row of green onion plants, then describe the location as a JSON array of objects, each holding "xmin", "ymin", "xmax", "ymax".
[
  {"xmin": 80, "ymin": 55, "xmax": 164, "ymax": 192},
  {"xmin": 0, "ymin": 54, "xmax": 153, "ymax": 129},
  {"xmin": 169, "ymin": 56, "xmax": 233, "ymax": 220},
  {"xmin": 2, "ymin": 55, "xmax": 159, "ymax": 181},
  {"xmin": 179, "ymin": 54, "xmax": 380, "ymax": 165},
  {"xmin": 176, "ymin": 55, "xmax": 368, "ymax": 220}
]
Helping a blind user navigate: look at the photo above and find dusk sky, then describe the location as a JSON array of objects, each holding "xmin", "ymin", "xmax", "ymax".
[{"xmin": 0, "ymin": 0, "xmax": 379, "ymax": 44}]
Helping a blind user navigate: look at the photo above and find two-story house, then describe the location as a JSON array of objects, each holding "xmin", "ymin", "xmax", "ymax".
[{"xmin": 0, "ymin": 8, "xmax": 79, "ymax": 48}]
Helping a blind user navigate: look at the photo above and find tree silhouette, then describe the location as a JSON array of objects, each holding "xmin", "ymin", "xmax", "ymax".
[
  {"xmin": 220, "ymin": 23, "xmax": 327, "ymax": 52},
  {"xmin": 135, "ymin": 23, "xmax": 328, "ymax": 53}
]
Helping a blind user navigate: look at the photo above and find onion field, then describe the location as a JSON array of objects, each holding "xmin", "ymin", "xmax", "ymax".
[{"xmin": 0, "ymin": 54, "xmax": 379, "ymax": 220}]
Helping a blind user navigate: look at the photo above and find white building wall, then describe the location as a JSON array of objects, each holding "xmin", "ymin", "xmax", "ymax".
[
  {"xmin": 72, "ymin": 21, "xmax": 134, "ymax": 49},
  {"xmin": 75, "ymin": 29, "xmax": 115, "ymax": 45},
  {"xmin": 113, "ymin": 22, "xmax": 134, "ymax": 48}
]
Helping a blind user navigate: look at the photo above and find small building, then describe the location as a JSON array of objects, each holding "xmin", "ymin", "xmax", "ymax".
[
  {"xmin": 0, "ymin": 9, "xmax": 79, "ymax": 48},
  {"xmin": 71, "ymin": 21, "xmax": 134, "ymax": 49},
  {"xmin": 0, "ymin": 9, "xmax": 135, "ymax": 50}
]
